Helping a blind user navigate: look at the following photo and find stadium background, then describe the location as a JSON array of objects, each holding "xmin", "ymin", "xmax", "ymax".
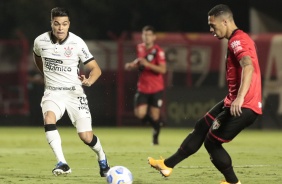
[{"xmin": 1, "ymin": 0, "xmax": 282, "ymax": 129}]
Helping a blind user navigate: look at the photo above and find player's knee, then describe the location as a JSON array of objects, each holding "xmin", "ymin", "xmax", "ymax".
[
  {"xmin": 135, "ymin": 112, "xmax": 146, "ymax": 119},
  {"xmin": 44, "ymin": 115, "xmax": 56, "ymax": 124},
  {"xmin": 204, "ymin": 136, "xmax": 220, "ymax": 152},
  {"xmin": 150, "ymin": 114, "xmax": 160, "ymax": 122},
  {"xmin": 79, "ymin": 131, "xmax": 93, "ymax": 144}
]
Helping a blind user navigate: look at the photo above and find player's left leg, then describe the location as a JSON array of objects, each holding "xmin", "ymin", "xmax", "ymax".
[
  {"xmin": 68, "ymin": 93, "xmax": 109, "ymax": 177},
  {"xmin": 133, "ymin": 91, "xmax": 149, "ymax": 123},
  {"xmin": 204, "ymin": 108, "xmax": 258, "ymax": 183},
  {"xmin": 148, "ymin": 91, "xmax": 164, "ymax": 145},
  {"xmin": 76, "ymin": 117, "xmax": 110, "ymax": 177},
  {"xmin": 149, "ymin": 106, "xmax": 161, "ymax": 145}
]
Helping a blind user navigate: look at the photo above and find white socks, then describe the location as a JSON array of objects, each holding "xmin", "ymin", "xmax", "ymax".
[
  {"xmin": 45, "ymin": 130, "xmax": 67, "ymax": 164},
  {"xmin": 90, "ymin": 137, "xmax": 106, "ymax": 161},
  {"xmin": 46, "ymin": 129, "xmax": 106, "ymax": 163}
]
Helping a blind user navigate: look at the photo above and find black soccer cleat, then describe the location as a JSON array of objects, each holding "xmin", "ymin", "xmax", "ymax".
[
  {"xmin": 98, "ymin": 159, "xmax": 110, "ymax": 177},
  {"xmin": 52, "ymin": 161, "xmax": 71, "ymax": 176}
]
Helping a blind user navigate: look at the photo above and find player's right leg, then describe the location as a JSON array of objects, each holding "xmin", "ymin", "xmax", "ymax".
[
  {"xmin": 148, "ymin": 100, "xmax": 225, "ymax": 177},
  {"xmin": 147, "ymin": 112, "xmax": 212, "ymax": 177},
  {"xmin": 76, "ymin": 118, "xmax": 110, "ymax": 177},
  {"xmin": 42, "ymin": 100, "xmax": 70, "ymax": 176}
]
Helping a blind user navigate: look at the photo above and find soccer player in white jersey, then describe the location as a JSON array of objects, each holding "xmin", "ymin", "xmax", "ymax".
[{"xmin": 32, "ymin": 7, "xmax": 110, "ymax": 177}]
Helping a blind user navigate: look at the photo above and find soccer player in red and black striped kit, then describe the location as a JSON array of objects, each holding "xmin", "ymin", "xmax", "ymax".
[
  {"xmin": 125, "ymin": 25, "xmax": 167, "ymax": 145},
  {"xmin": 148, "ymin": 4, "xmax": 262, "ymax": 184}
]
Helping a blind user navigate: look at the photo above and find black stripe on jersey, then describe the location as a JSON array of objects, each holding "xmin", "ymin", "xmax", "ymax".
[{"xmin": 83, "ymin": 57, "xmax": 95, "ymax": 65}]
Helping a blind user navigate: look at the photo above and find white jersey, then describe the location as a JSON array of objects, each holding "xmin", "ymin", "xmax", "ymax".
[{"xmin": 33, "ymin": 32, "xmax": 94, "ymax": 88}]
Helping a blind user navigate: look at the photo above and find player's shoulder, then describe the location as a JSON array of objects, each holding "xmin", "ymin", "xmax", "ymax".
[
  {"xmin": 68, "ymin": 32, "xmax": 87, "ymax": 45},
  {"xmin": 229, "ymin": 30, "xmax": 251, "ymax": 46},
  {"xmin": 68, "ymin": 32, "xmax": 84, "ymax": 41},
  {"xmin": 230, "ymin": 29, "xmax": 251, "ymax": 41},
  {"xmin": 153, "ymin": 44, "xmax": 164, "ymax": 52},
  {"xmin": 34, "ymin": 32, "xmax": 51, "ymax": 43}
]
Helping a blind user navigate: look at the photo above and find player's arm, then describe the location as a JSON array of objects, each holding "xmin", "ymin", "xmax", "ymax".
[
  {"xmin": 80, "ymin": 59, "xmax": 102, "ymax": 87},
  {"xmin": 32, "ymin": 53, "xmax": 44, "ymax": 76},
  {"xmin": 138, "ymin": 57, "xmax": 167, "ymax": 74},
  {"xmin": 124, "ymin": 59, "xmax": 139, "ymax": 71},
  {"xmin": 231, "ymin": 55, "xmax": 254, "ymax": 116}
]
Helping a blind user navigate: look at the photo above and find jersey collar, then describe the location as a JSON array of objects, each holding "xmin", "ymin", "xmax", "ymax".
[
  {"xmin": 49, "ymin": 31, "xmax": 69, "ymax": 45},
  {"xmin": 228, "ymin": 28, "xmax": 239, "ymax": 40}
]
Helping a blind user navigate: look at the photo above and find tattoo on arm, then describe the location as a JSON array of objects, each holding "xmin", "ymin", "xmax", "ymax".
[{"xmin": 239, "ymin": 56, "xmax": 252, "ymax": 67}]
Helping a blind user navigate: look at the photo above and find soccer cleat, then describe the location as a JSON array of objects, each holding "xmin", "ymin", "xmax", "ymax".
[
  {"xmin": 148, "ymin": 157, "xmax": 172, "ymax": 177},
  {"xmin": 52, "ymin": 161, "xmax": 71, "ymax": 176},
  {"xmin": 98, "ymin": 159, "xmax": 110, "ymax": 177},
  {"xmin": 220, "ymin": 180, "xmax": 241, "ymax": 184}
]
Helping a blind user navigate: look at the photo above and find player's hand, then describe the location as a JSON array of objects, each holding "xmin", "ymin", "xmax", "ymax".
[
  {"xmin": 230, "ymin": 96, "xmax": 244, "ymax": 116},
  {"xmin": 79, "ymin": 75, "xmax": 92, "ymax": 87},
  {"xmin": 125, "ymin": 60, "xmax": 138, "ymax": 70},
  {"xmin": 138, "ymin": 58, "xmax": 149, "ymax": 67}
]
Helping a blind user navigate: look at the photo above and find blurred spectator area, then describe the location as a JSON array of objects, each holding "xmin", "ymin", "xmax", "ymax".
[{"xmin": 0, "ymin": 39, "xmax": 29, "ymax": 115}]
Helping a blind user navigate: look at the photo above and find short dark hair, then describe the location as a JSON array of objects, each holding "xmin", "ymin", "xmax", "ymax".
[
  {"xmin": 51, "ymin": 7, "xmax": 70, "ymax": 20},
  {"xmin": 142, "ymin": 25, "xmax": 155, "ymax": 33},
  {"xmin": 208, "ymin": 4, "xmax": 233, "ymax": 18}
]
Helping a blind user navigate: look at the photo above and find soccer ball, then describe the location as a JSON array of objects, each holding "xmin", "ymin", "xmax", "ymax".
[{"xmin": 106, "ymin": 166, "xmax": 133, "ymax": 184}]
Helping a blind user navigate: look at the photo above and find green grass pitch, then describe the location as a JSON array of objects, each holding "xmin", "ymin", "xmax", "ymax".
[{"xmin": 0, "ymin": 126, "xmax": 281, "ymax": 184}]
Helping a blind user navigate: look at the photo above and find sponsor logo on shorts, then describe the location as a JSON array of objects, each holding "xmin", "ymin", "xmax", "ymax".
[
  {"xmin": 46, "ymin": 86, "xmax": 76, "ymax": 91},
  {"xmin": 78, "ymin": 96, "xmax": 90, "ymax": 113},
  {"xmin": 212, "ymin": 119, "xmax": 221, "ymax": 130}
]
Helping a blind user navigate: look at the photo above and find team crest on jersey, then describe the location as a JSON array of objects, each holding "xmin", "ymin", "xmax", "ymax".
[
  {"xmin": 64, "ymin": 46, "xmax": 73, "ymax": 57},
  {"xmin": 212, "ymin": 119, "xmax": 221, "ymax": 130}
]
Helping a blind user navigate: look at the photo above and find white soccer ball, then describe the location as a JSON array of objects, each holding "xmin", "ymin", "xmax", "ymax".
[{"xmin": 106, "ymin": 166, "xmax": 133, "ymax": 184}]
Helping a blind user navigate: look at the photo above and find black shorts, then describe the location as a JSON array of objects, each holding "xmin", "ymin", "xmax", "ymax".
[
  {"xmin": 134, "ymin": 91, "xmax": 163, "ymax": 108},
  {"xmin": 206, "ymin": 100, "xmax": 259, "ymax": 143}
]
